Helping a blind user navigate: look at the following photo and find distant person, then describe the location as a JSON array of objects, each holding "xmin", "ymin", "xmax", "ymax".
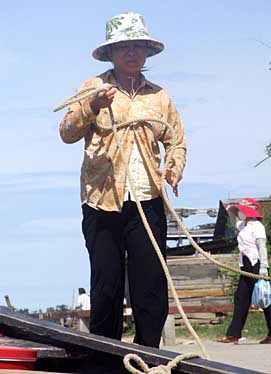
[
  {"xmin": 217, "ymin": 198, "xmax": 271, "ymax": 344},
  {"xmin": 77, "ymin": 288, "xmax": 91, "ymax": 310}
]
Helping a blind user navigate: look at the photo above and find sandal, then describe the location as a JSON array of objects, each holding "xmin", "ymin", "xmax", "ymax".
[{"xmin": 217, "ymin": 336, "xmax": 238, "ymax": 344}]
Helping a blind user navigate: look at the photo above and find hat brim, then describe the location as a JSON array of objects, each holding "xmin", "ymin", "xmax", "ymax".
[
  {"xmin": 92, "ymin": 37, "xmax": 165, "ymax": 61},
  {"xmin": 236, "ymin": 204, "xmax": 263, "ymax": 219},
  {"xmin": 242, "ymin": 197, "xmax": 263, "ymax": 209}
]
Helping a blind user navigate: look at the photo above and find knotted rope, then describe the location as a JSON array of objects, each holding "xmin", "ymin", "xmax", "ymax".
[{"xmin": 123, "ymin": 353, "xmax": 200, "ymax": 374}]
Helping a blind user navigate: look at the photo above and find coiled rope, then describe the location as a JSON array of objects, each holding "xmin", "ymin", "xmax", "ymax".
[{"xmin": 54, "ymin": 84, "xmax": 271, "ymax": 369}]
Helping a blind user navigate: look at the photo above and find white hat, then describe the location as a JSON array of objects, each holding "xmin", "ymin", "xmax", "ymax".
[{"xmin": 92, "ymin": 12, "xmax": 165, "ymax": 61}]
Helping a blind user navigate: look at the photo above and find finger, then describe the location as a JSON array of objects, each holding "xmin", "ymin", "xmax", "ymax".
[
  {"xmin": 97, "ymin": 91, "xmax": 106, "ymax": 99},
  {"xmin": 106, "ymin": 92, "xmax": 116, "ymax": 101},
  {"xmin": 109, "ymin": 87, "xmax": 117, "ymax": 94},
  {"xmin": 103, "ymin": 83, "xmax": 113, "ymax": 90},
  {"xmin": 106, "ymin": 89, "xmax": 117, "ymax": 99},
  {"xmin": 173, "ymin": 185, "xmax": 179, "ymax": 197}
]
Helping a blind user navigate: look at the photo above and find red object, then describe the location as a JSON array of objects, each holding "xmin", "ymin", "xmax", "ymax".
[
  {"xmin": 243, "ymin": 197, "xmax": 263, "ymax": 209},
  {"xmin": 236, "ymin": 204, "xmax": 263, "ymax": 219},
  {"xmin": 0, "ymin": 346, "xmax": 37, "ymax": 370}
]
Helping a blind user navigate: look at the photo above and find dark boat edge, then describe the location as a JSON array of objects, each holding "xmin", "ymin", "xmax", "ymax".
[{"xmin": 0, "ymin": 307, "xmax": 265, "ymax": 374}]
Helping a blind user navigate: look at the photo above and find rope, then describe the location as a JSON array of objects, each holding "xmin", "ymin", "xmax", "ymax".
[
  {"xmin": 54, "ymin": 85, "xmax": 271, "ymax": 365},
  {"xmin": 53, "ymin": 85, "xmax": 110, "ymax": 112},
  {"xmin": 108, "ymin": 107, "xmax": 209, "ymax": 359},
  {"xmin": 105, "ymin": 115, "xmax": 270, "ymax": 282},
  {"xmin": 123, "ymin": 352, "xmax": 200, "ymax": 374}
]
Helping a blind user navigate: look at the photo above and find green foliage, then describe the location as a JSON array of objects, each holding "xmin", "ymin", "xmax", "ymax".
[
  {"xmin": 14, "ymin": 305, "xmax": 72, "ymax": 314},
  {"xmin": 55, "ymin": 304, "xmax": 70, "ymax": 312},
  {"xmin": 45, "ymin": 305, "xmax": 70, "ymax": 313},
  {"xmin": 15, "ymin": 308, "xmax": 29, "ymax": 314},
  {"xmin": 176, "ymin": 312, "xmax": 269, "ymax": 339},
  {"xmin": 263, "ymin": 199, "xmax": 271, "ymax": 255},
  {"xmin": 46, "ymin": 307, "xmax": 56, "ymax": 313},
  {"xmin": 265, "ymin": 142, "xmax": 271, "ymax": 158},
  {"xmin": 218, "ymin": 248, "xmax": 239, "ymax": 301},
  {"xmin": 220, "ymin": 270, "xmax": 239, "ymax": 301}
]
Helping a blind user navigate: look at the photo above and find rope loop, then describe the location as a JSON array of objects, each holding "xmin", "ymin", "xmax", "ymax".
[
  {"xmin": 124, "ymin": 354, "xmax": 150, "ymax": 373},
  {"xmin": 123, "ymin": 353, "xmax": 200, "ymax": 374}
]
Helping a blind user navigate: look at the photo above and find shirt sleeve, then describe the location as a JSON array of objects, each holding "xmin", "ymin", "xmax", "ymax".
[
  {"xmin": 236, "ymin": 220, "xmax": 244, "ymax": 231},
  {"xmin": 59, "ymin": 81, "xmax": 98, "ymax": 144},
  {"xmin": 160, "ymin": 98, "xmax": 187, "ymax": 181},
  {"xmin": 253, "ymin": 221, "xmax": 267, "ymax": 240}
]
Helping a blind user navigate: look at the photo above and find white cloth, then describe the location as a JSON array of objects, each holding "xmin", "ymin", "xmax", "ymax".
[
  {"xmin": 124, "ymin": 142, "xmax": 158, "ymax": 202},
  {"xmin": 236, "ymin": 219, "xmax": 267, "ymax": 267},
  {"xmin": 77, "ymin": 293, "xmax": 91, "ymax": 310},
  {"xmin": 256, "ymin": 238, "xmax": 269, "ymax": 275}
]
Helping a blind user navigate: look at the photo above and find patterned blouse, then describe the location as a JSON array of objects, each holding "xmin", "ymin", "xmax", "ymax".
[{"xmin": 59, "ymin": 69, "xmax": 186, "ymax": 212}]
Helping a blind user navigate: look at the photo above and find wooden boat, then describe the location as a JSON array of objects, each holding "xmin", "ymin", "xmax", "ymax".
[{"xmin": 0, "ymin": 306, "xmax": 266, "ymax": 374}]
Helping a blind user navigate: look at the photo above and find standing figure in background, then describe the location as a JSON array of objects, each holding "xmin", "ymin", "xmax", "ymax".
[
  {"xmin": 218, "ymin": 198, "xmax": 271, "ymax": 344},
  {"xmin": 77, "ymin": 288, "xmax": 91, "ymax": 310},
  {"xmin": 59, "ymin": 12, "xmax": 186, "ymax": 347}
]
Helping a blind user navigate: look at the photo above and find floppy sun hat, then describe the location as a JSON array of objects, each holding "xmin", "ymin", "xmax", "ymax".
[
  {"xmin": 236, "ymin": 204, "xmax": 263, "ymax": 219},
  {"xmin": 92, "ymin": 12, "xmax": 164, "ymax": 61},
  {"xmin": 240, "ymin": 197, "xmax": 263, "ymax": 209}
]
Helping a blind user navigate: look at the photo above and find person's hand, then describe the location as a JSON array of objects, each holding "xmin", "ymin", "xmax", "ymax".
[
  {"xmin": 90, "ymin": 84, "xmax": 117, "ymax": 114},
  {"xmin": 165, "ymin": 170, "xmax": 178, "ymax": 197},
  {"xmin": 259, "ymin": 266, "xmax": 268, "ymax": 276}
]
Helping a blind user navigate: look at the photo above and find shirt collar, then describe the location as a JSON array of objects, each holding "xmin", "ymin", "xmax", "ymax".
[{"xmin": 102, "ymin": 69, "xmax": 155, "ymax": 91}]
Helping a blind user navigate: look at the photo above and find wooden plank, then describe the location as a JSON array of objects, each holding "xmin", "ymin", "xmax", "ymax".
[
  {"xmin": 166, "ymin": 238, "xmax": 238, "ymax": 256},
  {"xmin": 168, "ymin": 304, "xmax": 234, "ymax": 314},
  {"xmin": 168, "ymin": 265, "xmax": 219, "ymax": 279},
  {"xmin": 4, "ymin": 296, "xmax": 14, "ymax": 311},
  {"xmin": 167, "ymin": 254, "xmax": 239, "ymax": 266},
  {"xmin": 169, "ymin": 281, "xmax": 229, "ymax": 289},
  {"xmin": 168, "ymin": 288, "xmax": 225, "ymax": 299},
  {"xmin": 169, "ymin": 277, "xmax": 231, "ymax": 285},
  {"xmin": 0, "ymin": 307, "xmax": 265, "ymax": 374}
]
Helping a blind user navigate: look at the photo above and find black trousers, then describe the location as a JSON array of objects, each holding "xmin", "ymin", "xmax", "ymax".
[
  {"xmin": 227, "ymin": 255, "xmax": 271, "ymax": 338},
  {"xmin": 82, "ymin": 197, "xmax": 168, "ymax": 348}
]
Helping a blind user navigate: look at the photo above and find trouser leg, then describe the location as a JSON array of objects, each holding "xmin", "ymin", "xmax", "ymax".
[
  {"xmin": 125, "ymin": 197, "xmax": 168, "ymax": 348},
  {"xmin": 227, "ymin": 256, "xmax": 259, "ymax": 338},
  {"xmin": 263, "ymin": 305, "xmax": 271, "ymax": 335},
  {"xmin": 82, "ymin": 204, "xmax": 125, "ymax": 340}
]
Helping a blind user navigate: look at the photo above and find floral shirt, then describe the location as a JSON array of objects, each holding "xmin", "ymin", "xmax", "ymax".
[{"xmin": 59, "ymin": 69, "xmax": 186, "ymax": 212}]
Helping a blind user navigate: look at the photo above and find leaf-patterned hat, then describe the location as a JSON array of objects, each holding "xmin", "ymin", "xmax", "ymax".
[{"xmin": 92, "ymin": 12, "xmax": 165, "ymax": 61}]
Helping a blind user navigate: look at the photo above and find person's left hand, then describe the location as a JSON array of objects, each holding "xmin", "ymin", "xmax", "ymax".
[
  {"xmin": 259, "ymin": 265, "xmax": 268, "ymax": 276},
  {"xmin": 165, "ymin": 170, "xmax": 178, "ymax": 197}
]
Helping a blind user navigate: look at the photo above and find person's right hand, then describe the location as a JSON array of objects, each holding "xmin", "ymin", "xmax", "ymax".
[{"xmin": 90, "ymin": 84, "xmax": 117, "ymax": 114}]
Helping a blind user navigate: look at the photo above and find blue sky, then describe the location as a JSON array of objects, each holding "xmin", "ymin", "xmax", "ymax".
[{"xmin": 1, "ymin": 0, "xmax": 270, "ymax": 311}]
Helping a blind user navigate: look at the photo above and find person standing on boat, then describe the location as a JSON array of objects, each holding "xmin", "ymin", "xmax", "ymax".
[
  {"xmin": 218, "ymin": 198, "xmax": 271, "ymax": 344},
  {"xmin": 59, "ymin": 12, "xmax": 186, "ymax": 348}
]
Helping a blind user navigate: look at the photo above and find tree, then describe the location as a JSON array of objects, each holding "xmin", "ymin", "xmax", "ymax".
[
  {"xmin": 263, "ymin": 198, "xmax": 271, "ymax": 255},
  {"xmin": 254, "ymin": 142, "xmax": 271, "ymax": 167},
  {"xmin": 55, "ymin": 304, "xmax": 70, "ymax": 312}
]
